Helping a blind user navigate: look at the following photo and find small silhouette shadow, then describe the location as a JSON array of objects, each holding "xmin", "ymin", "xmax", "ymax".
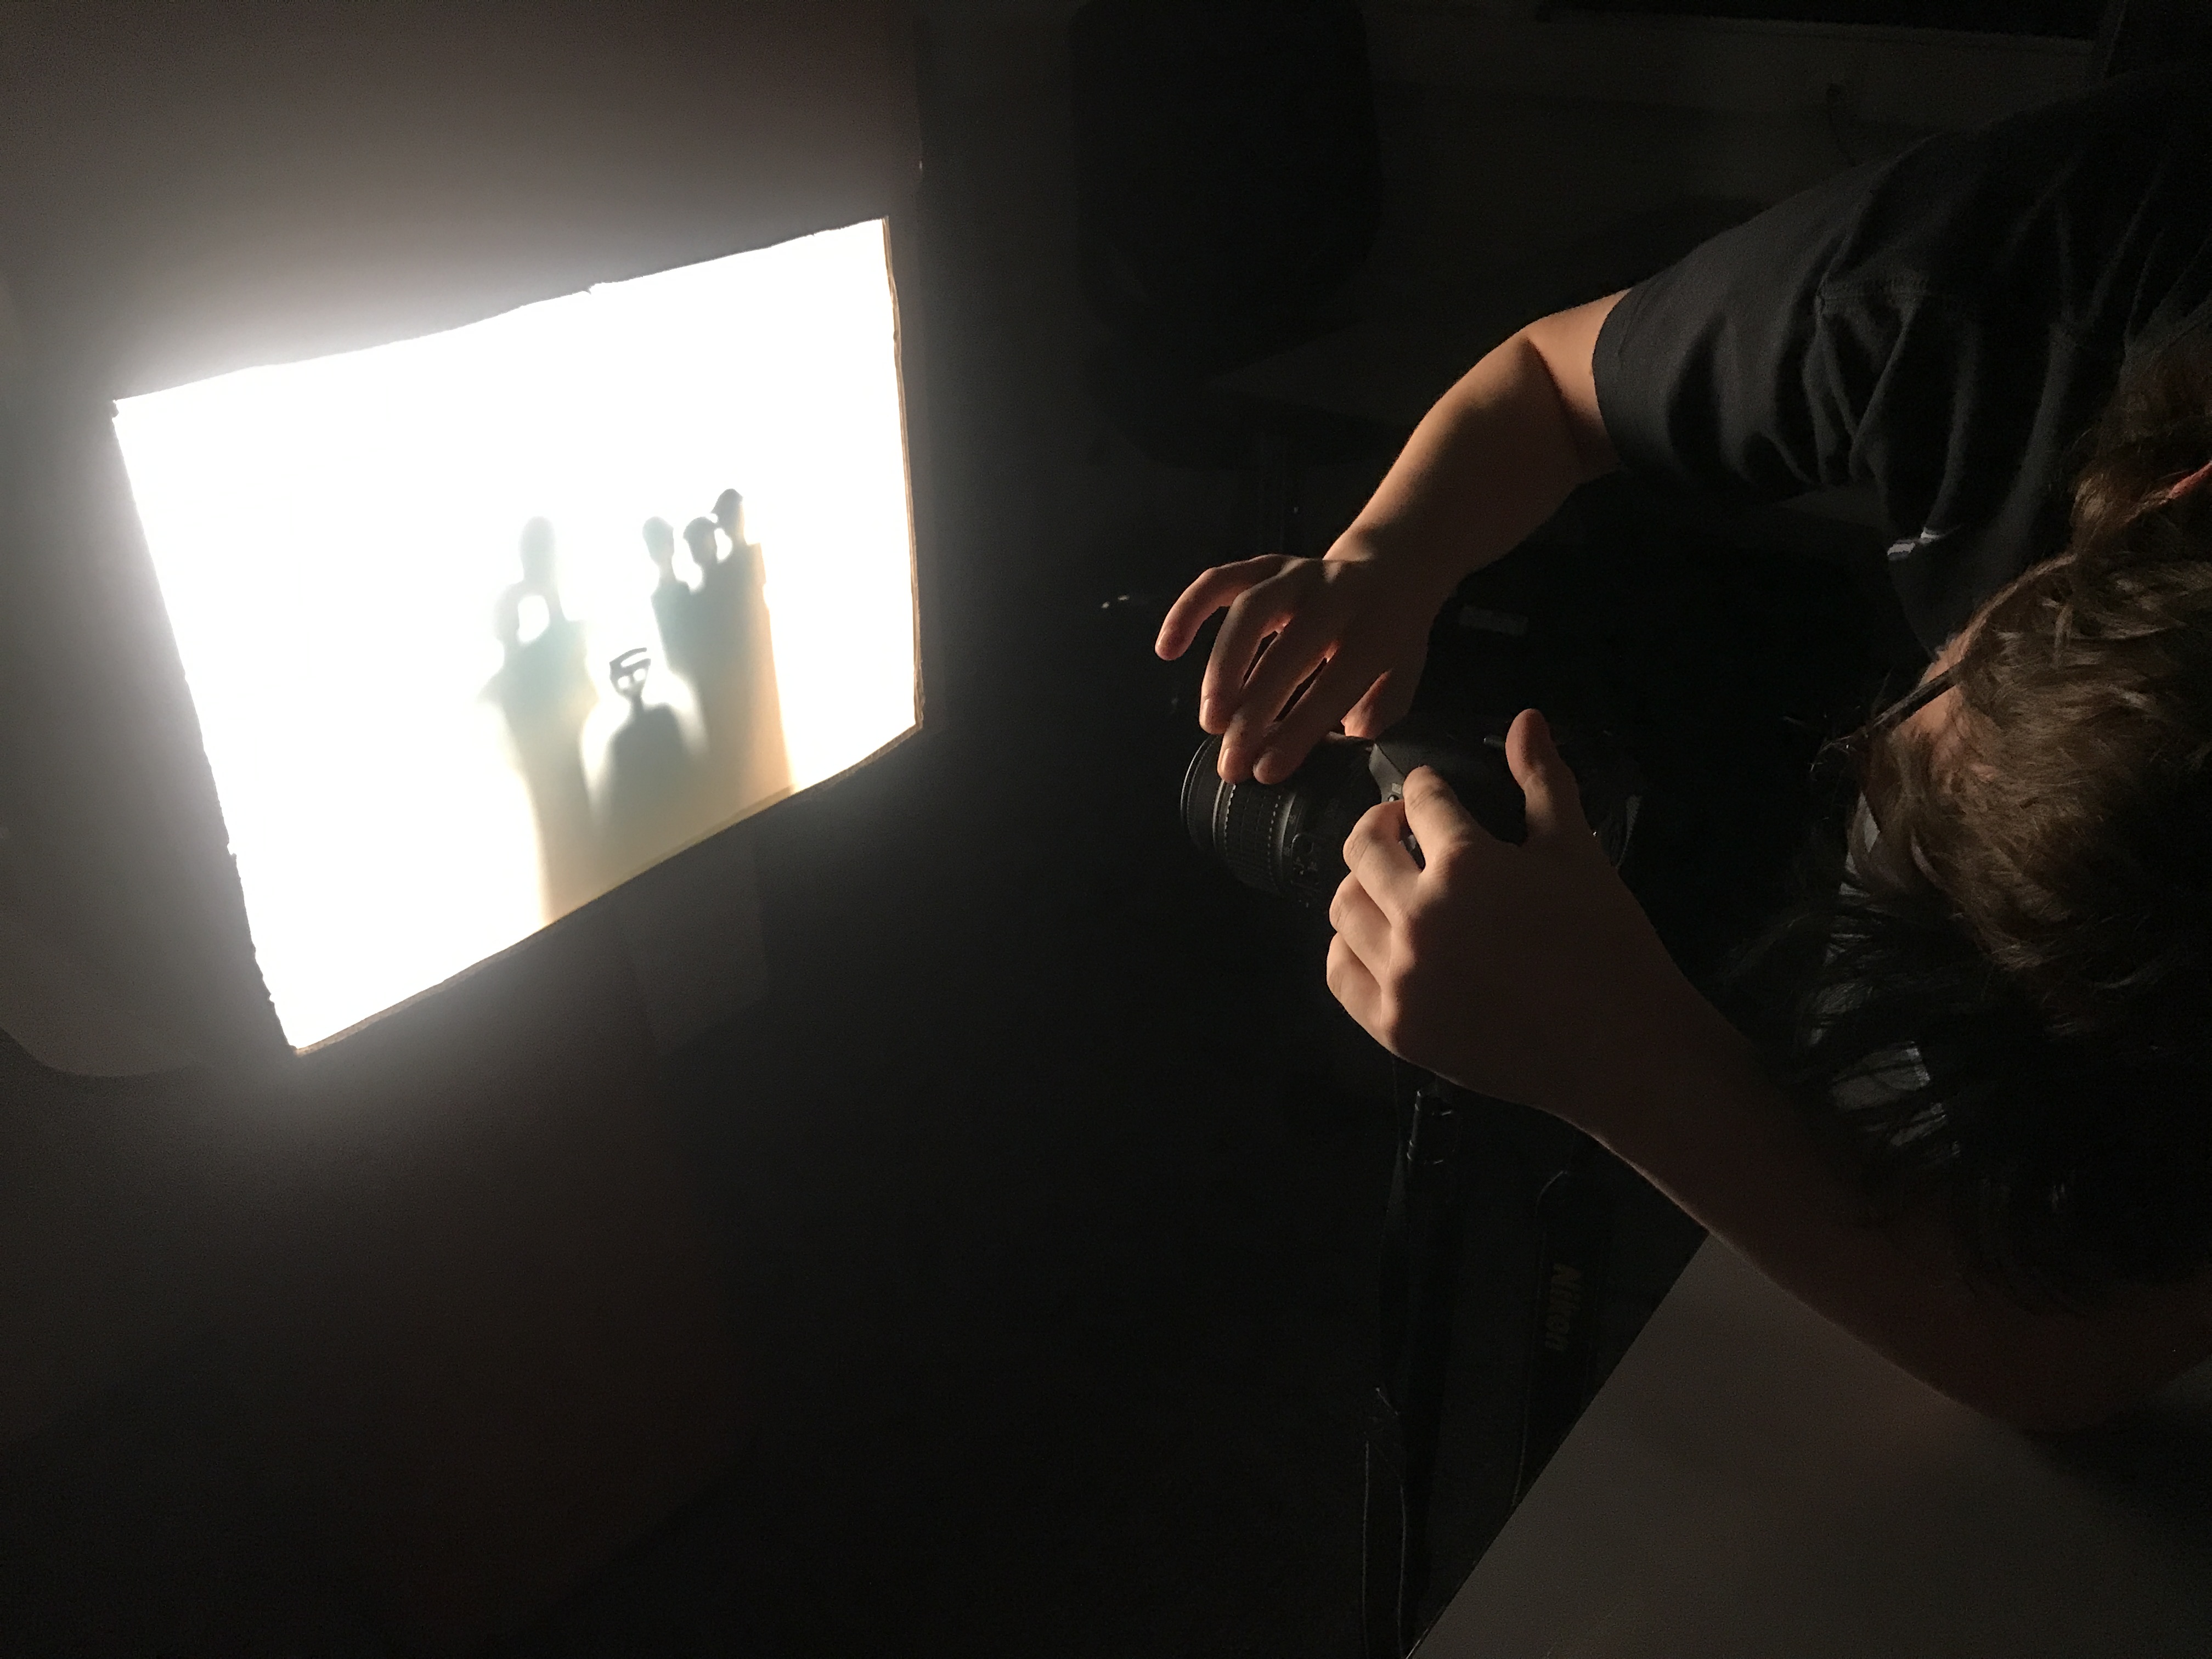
[{"xmin": 598, "ymin": 646, "xmax": 697, "ymax": 887}]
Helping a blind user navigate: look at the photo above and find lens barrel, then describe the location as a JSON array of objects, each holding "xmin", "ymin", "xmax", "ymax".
[
  {"xmin": 1180, "ymin": 734, "xmax": 1380, "ymax": 906},
  {"xmin": 1182, "ymin": 717, "xmax": 1644, "ymax": 905}
]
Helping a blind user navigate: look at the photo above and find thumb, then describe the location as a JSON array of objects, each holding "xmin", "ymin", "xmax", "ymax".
[{"xmin": 1505, "ymin": 708, "xmax": 1590, "ymax": 845}]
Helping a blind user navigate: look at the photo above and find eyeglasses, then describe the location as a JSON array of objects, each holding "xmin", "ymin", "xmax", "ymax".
[
  {"xmin": 1815, "ymin": 664, "xmax": 1959, "ymax": 787},
  {"xmin": 1865, "ymin": 665, "xmax": 1958, "ymax": 738},
  {"xmin": 1807, "ymin": 665, "xmax": 1959, "ymax": 892}
]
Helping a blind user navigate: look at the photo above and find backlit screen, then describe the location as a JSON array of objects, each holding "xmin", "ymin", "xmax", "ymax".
[{"xmin": 115, "ymin": 220, "xmax": 916, "ymax": 1049}]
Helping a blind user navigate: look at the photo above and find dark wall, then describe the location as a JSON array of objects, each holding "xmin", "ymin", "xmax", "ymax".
[
  {"xmin": 0, "ymin": 3, "xmax": 930, "ymax": 1649},
  {"xmin": 0, "ymin": 0, "xmax": 927, "ymax": 1069},
  {"xmin": 0, "ymin": 0, "xmax": 918, "ymax": 398}
]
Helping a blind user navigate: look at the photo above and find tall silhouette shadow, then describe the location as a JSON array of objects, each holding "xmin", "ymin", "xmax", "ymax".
[
  {"xmin": 645, "ymin": 515, "xmax": 734, "ymax": 815},
  {"xmin": 649, "ymin": 500, "xmax": 792, "ymax": 826},
  {"xmin": 486, "ymin": 517, "xmax": 600, "ymax": 919},
  {"xmin": 710, "ymin": 488, "xmax": 792, "ymax": 812},
  {"xmin": 644, "ymin": 517, "xmax": 699, "ymax": 698},
  {"xmin": 598, "ymin": 646, "xmax": 697, "ymax": 887},
  {"xmin": 674, "ymin": 515, "xmax": 742, "ymax": 807}
]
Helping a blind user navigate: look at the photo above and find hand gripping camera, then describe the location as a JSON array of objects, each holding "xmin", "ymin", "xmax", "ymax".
[
  {"xmin": 1180, "ymin": 713, "xmax": 1643, "ymax": 905},
  {"xmin": 1181, "ymin": 711, "xmax": 1643, "ymax": 1654}
]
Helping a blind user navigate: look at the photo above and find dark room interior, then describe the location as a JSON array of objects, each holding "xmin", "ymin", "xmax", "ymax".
[{"xmin": 5, "ymin": 3, "xmax": 2212, "ymax": 1655}]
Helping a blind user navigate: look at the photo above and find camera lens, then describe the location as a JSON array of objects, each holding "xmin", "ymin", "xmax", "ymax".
[
  {"xmin": 1180, "ymin": 734, "xmax": 1380, "ymax": 906},
  {"xmin": 1181, "ymin": 716, "xmax": 1644, "ymax": 905}
]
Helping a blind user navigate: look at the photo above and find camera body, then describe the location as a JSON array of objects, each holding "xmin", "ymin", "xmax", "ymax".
[{"xmin": 1181, "ymin": 714, "xmax": 1642, "ymax": 906}]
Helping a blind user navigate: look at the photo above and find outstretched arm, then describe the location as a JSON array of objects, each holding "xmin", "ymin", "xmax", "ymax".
[
  {"xmin": 1156, "ymin": 292, "xmax": 1624, "ymax": 785},
  {"xmin": 1327, "ymin": 714, "xmax": 2212, "ymax": 1434}
]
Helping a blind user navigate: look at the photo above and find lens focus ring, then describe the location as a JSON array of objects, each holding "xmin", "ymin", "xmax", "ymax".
[
  {"xmin": 1216, "ymin": 778, "xmax": 1290, "ymax": 894},
  {"xmin": 1181, "ymin": 736, "xmax": 1299, "ymax": 896}
]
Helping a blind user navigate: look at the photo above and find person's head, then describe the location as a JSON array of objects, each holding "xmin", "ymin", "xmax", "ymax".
[
  {"xmin": 1867, "ymin": 329, "xmax": 2212, "ymax": 1049},
  {"xmin": 1763, "ymin": 329, "xmax": 2212, "ymax": 1308},
  {"xmin": 519, "ymin": 517, "xmax": 557, "ymax": 589},
  {"xmin": 713, "ymin": 488, "xmax": 743, "ymax": 538},
  {"xmin": 684, "ymin": 515, "xmax": 720, "ymax": 570},
  {"xmin": 643, "ymin": 516, "xmax": 676, "ymax": 574}
]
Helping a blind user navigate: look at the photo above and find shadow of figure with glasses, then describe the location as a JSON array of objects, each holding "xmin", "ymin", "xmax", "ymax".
[
  {"xmin": 598, "ymin": 646, "xmax": 697, "ymax": 889},
  {"xmin": 487, "ymin": 516, "xmax": 600, "ymax": 920},
  {"xmin": 1158, "ymin": 66, "xmax": 2212, "ymax": 1433}
]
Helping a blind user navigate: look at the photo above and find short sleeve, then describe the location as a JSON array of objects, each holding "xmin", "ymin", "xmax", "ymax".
[
  {"xmin": 1590, "ymin": 67, "xmax": 2212, "ymax": 647},
  {"xmin": 1592, "ymin": 160, "xmax": 1889, "ymax": 510}
]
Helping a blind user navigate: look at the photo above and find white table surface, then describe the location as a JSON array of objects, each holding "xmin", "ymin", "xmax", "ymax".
[{"xmin": 1417, "ymin": 1239, "xmax": 2212, "ymax": 1658}]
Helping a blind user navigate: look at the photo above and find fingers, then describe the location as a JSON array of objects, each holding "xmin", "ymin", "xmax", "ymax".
[
  {"xmin": 1327, "ymin": 867, "xmax": 1392, "ymax": 965},
  {"xmin": 1342, "ymin": 798, "xmax": 1423, "ymax": 918},
  {"xmin": 1398, "ymin": 766, "xmax": 1481, "ymax": 861},
  {"xmin": 1202, "ymin": 572, "xmax": 1321, "ymax": 730},
  {"xmin": 1215, "ymin": 605, "xmax": 1334, "ymax": 753},
  {"xmin": 1163, "ymin": 552, "xmax": 1434, "ymax": 781},
  {"xmin": 1155, "ymin": 558, "xmax": 1284, "ymax": 663},
  {"xmin": 1341, "ymin": 665, "xmax": 1418, "ymax": 740},
  {"xmin": 1325, "ymin": 933, "xmax": 1383, "ymax": 1032},
  {"xmin": 1235, "ymin": 640, "xmax": 1385, "ymax": 784},
  {"xmin": 1505, "ymin": 709, "xmax": 1592, "ymax": 845}
]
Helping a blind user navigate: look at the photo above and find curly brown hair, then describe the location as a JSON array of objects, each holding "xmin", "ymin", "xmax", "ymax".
[{"xmin": 1748, "ymin": 328, "xmax": 2212, "ymax": 1311}]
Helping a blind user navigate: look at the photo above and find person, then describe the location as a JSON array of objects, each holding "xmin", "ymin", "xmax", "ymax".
[{"xmin": 1157, "ymin": 66, "xmax": 2212, "ymax": 1431}]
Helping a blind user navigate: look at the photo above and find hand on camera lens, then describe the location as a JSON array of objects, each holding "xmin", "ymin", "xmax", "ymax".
[
  {"xmin": 1324, "ymin": 710, "xmax": 1690, "ymax": 1126},
  {"xmin": 1154, "ymin": 548, "xmax": 1448, "ymax": 784}
]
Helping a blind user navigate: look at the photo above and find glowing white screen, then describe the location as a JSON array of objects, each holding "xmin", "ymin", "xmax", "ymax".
[{"xmin": 115, "ymin": 221, "xmax": 916, "ymax": 1049}]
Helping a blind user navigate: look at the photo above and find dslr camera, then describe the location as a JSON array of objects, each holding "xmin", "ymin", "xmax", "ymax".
[{"xmin": 1181, "ymin": 713, "xmax": 1643, "ymax": 906}]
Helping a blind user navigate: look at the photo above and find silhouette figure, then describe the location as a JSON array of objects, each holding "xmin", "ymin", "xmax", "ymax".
[
  {"xmin": 683, "ymin": 511, "xmax": 724, "ymax": 594},
  {"xmin": 599, "ymin": 645, "xmax": 696, "ymax": 885},
  {"xmin": 644, "ymin": 516, "xmax": 703, "ymax": 690},
  {"xmin": 709, "ymin": 490, "xmax": 744, "ymax": 552},
  {"xmin": 668, "ymin": 514, "xmax": 749, "ymax": 814},
  {"xmin": 709, "ymin": 489, "xmax": 792, "ymax": 812},
  {"xmin": 648, "ymin": 516, "xmax": 731, "ymax": 787},
  {"xmin": 487, "ymin": 517, "xmax": 599, "ymax": 918}
]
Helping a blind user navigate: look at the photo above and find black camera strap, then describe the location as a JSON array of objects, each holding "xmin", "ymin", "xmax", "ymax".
[
  {"xmin": 1362, "ymin": 1073, "xmax": 1467, "ymax": 1659},
  {"xmin": 1362, "ymin": 1080, "xmax": 1615, "ymax": 1658}
]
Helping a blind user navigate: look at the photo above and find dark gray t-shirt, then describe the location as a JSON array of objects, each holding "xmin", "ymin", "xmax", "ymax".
[{"xmin": 1593, "ymin": 65, "xmax": 2212, "ymax": 654}]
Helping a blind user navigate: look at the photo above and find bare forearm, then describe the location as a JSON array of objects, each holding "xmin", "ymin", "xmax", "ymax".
[
  {"xmin": 1581, "ymin": 988, "xmax": 2212, "ymax": 1431},
  {"xmin": 1159, "ymin": 296, "xmax": 1626, "ymax": 782},
  {"xmin": 1335, "ymin": 303, "xmax": 1620, "ymax": 585}
]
